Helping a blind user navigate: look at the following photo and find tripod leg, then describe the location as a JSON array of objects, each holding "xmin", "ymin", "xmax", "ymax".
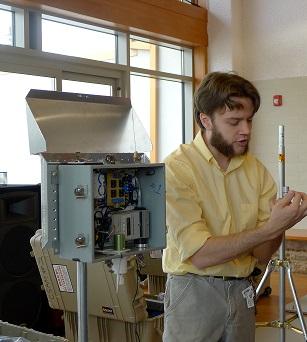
[
  {"xmin": 286, "ymin": 266, "xmax": 307, "ymax": 340},
  {"xmin": 279, "ymin": 238, "xmax": 286, "ymax": 342},
  {"xmin": 256, "ymin": 259, "xmax": 275, "ymax": 299}
]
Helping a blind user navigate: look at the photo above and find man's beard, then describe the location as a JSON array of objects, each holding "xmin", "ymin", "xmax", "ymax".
[{"xmin": 210, "ymin": 124, "xmax": 249, "ymax": 158}]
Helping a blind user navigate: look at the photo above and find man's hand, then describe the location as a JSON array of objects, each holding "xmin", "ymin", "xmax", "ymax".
[
  {"xmin": 190, "ymin": 191, "xmax": 307, "ymax": 270},
  {"xmin": 265, "ymin": 191, "xmax": 307, "ymax": 238}
]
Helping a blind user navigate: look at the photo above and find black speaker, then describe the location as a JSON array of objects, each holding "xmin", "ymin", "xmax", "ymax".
[{"xmin": 0, "ymin": 184, "xmax": 42, "ymax": 327}]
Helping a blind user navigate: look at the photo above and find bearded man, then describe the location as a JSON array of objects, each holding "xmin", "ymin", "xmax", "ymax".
[{"xmin": 162, "ymin": 72, "xmax": 307, "ymax": 342}]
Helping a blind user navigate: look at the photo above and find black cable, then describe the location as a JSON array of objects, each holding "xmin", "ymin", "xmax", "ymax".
[{"xmin": 95, "ymin": 206, "xmax": 112, "ymax": 249}]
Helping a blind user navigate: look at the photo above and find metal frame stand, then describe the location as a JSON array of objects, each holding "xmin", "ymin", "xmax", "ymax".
[
  {"xmin": 76, "ymin": 260, "xmax": 88, "ymax": 342},
  {"xmin": 256, "ymin": 125, "xmax": 307, "ymax": 341}
]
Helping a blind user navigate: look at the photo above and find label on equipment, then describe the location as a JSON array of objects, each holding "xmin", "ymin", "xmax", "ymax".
[
  {"xmin": 102, "ymin": 306, "xmax": 114, "ymax": 315},
  {"xmin": 53, "ymin": 264, "xmax": 74, "ymax": 293}
]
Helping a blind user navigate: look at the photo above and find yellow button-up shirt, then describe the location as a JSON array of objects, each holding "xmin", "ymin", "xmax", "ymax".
[{"xmin": 162, "ymin": 132, "xmax": 277, "ymax": 277}]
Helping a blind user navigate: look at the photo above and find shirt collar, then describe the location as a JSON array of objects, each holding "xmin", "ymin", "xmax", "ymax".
[
  {"xmin": 192, "ymin": 131, "xmax": 246, "ymax": 173},
  {"xmin": 193, "ymin": 131, "xmax": 214, "ymax": 162}
]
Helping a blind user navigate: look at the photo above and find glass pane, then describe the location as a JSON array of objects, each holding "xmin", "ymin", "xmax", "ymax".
[
  {"xmin": 42, "ymin": 16, "xmax": 116, "ymax": 63},
  {"xmin": 157, "ymin": 79, "xmax": 183, "ymax": 161},
  {"xmin": 0, "ymin": 72, "xmax": 54, "ymax": 184},
  {"xmin": 0, "ymin": 9, "xmax": 13, "ymax": 46},
  {"xmin": 131, "ymin": 74, "xmax": 183, "ymax": 162},
  {"xmin": 130, "ymin": 75, "xmax": 151, "ymax": 138},
  {"xmin": 62, "ymin": 80, "xmax": 112, "ymax": 96},
  {"xmin": 130, "ymin": 38, "xmax": 185, "ymax": 75}
]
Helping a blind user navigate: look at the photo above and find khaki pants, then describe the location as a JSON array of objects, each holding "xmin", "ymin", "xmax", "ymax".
[{"xmin": 163, "ymin": 274, "xmax": 255, "ymax": 342}]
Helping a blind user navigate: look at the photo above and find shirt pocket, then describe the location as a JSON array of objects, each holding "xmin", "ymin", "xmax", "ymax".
[{"xmin": 240, "ymin": 203, "xmax": 258, "ymax": 231}]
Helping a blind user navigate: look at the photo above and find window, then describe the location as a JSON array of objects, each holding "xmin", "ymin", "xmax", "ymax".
[
  {"xmin": 62, "ymin": 80, "xmax": 113, "ymax": 96},
  {"xmin": 0, "ymin": 7, "xmax": 193, "ymax": 181},
  {"xmin": 42, "ymin": 15, "xmax": 116, "ymax": 63},
  {"xmin": 0, "ymin": 8, "xmax": 13, "ymax": 46},
  {"xmin": 129, "ymin": 36, "xmax": 193, "ymax": 162},
  {"xmin": 0, "ymin": 72, "xmax": 55, "ymax": 184},
  {"xmin": 131, "ymin": 74, "xmax": 190, "ymax": 162},
  {"xmin": 130, "ymin": 37, "xmax": 192, "ymax": 76}
]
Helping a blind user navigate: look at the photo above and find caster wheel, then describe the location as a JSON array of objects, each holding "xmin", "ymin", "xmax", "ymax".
[{"xmin": 263, "ymin": 286, "xmax": 272, "ymax": 296}]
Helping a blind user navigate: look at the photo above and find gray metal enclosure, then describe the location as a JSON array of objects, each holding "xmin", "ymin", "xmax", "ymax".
[{"xmin": 26, "ymin": 90, "xmax": 166, "ymax": 263}]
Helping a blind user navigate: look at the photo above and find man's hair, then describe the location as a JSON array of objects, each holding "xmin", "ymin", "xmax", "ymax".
[{"xmin": 194, "ymin": 72, "xmax": 260, "ymax": 129}]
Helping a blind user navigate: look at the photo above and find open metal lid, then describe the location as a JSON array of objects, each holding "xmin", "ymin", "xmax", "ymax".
[{"xmin": 26, "ymin": 90, "xmax": 152, "ymax": 161}]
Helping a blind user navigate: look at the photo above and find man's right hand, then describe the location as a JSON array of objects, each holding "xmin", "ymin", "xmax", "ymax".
[
  {"xmin": 266, "ymin": 191, "xmax": 307, "ymax": 238},
  {"xmin": 190, "ymin": 190, "xmax": 307, "ymax": 270}
]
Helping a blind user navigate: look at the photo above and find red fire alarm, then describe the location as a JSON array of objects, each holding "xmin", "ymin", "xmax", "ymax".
[{"xmin": 273, "ymin": 95, "xmax": 282, "ymax": 106}]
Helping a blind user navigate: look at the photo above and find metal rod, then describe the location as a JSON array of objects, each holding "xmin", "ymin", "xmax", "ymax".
[
  {"xmin": 256, "ymin": 125, "xmax": 307, "ymax": 341},
  {"xmin": 77, "ymin": 260, "xmax": 88, "ymax": 342},
  {"xmin": 256, "ymin": 260, "xmax": 275, "ymax": 298},
  {"xmin": 278, "ymin": 125, "xmax": 286, "ymax": 342},
  {"xmin": 278, "ymin": 125, "xmax": 285, "ymax": 199},
  {"xmin": 279, "ymin": 239, "xmax": 286, "ymax": 341}
]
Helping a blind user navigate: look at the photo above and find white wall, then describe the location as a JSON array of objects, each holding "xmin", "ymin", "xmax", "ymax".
[
  {"xmin": 207, "ymin": 0, "xmax": 307, "ymax": 81},
  {"xmin": 207, "ymin": 0, "xmax": 235, "ymax": 72},
  {"xmin": 250, "ymin": 77, "xmax": 307, "ymax": 229},
  {"xmin": 242, "ymin": 0, "xmax": 307, "ymax": 81},
  {"xmin": 207, "ymin": 0, "xmax": 307, "ymax": 228}
]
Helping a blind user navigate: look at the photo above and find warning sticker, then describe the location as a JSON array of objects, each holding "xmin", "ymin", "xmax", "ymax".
[{"xmin": 53, "ymin": 264, "xmax": 74, "ymax": 293}]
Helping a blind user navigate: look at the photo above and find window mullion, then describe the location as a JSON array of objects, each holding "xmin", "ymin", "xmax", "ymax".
[
  {"xmin": 29, "ymin": 10, "xmax": 42, "ymax": 50},
  {"xmin": 182, "ymin": 47, "xmax": 192, "ymax": 77}
]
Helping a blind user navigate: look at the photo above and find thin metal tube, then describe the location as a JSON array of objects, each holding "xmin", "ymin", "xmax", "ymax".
[
  {"xmin": 278, "ymin": 125, "xmax": 285, "ymax": 199},
  {"xmin": 256, "ymin": 125, "xmax": 307, "ymax": 340},
  {"xmin": 77, "ymin": 261, "xmax": 88, "ymax": 342},
  {"xmin": 279, "ymin": 238, "xmax": 286, "ymax": 342},
  {"xmin": 278, "ymin": 125, "xmax": 286, "ymax": 342},
  {"xmin": 256, "ymin": 260, "xmax": 274, "ymax": 298}
]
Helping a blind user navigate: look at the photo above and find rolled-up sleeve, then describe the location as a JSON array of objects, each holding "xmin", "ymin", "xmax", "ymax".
[{"xmin": 166, "ymin": 158, "xmax": 212, "ymax": 262}]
